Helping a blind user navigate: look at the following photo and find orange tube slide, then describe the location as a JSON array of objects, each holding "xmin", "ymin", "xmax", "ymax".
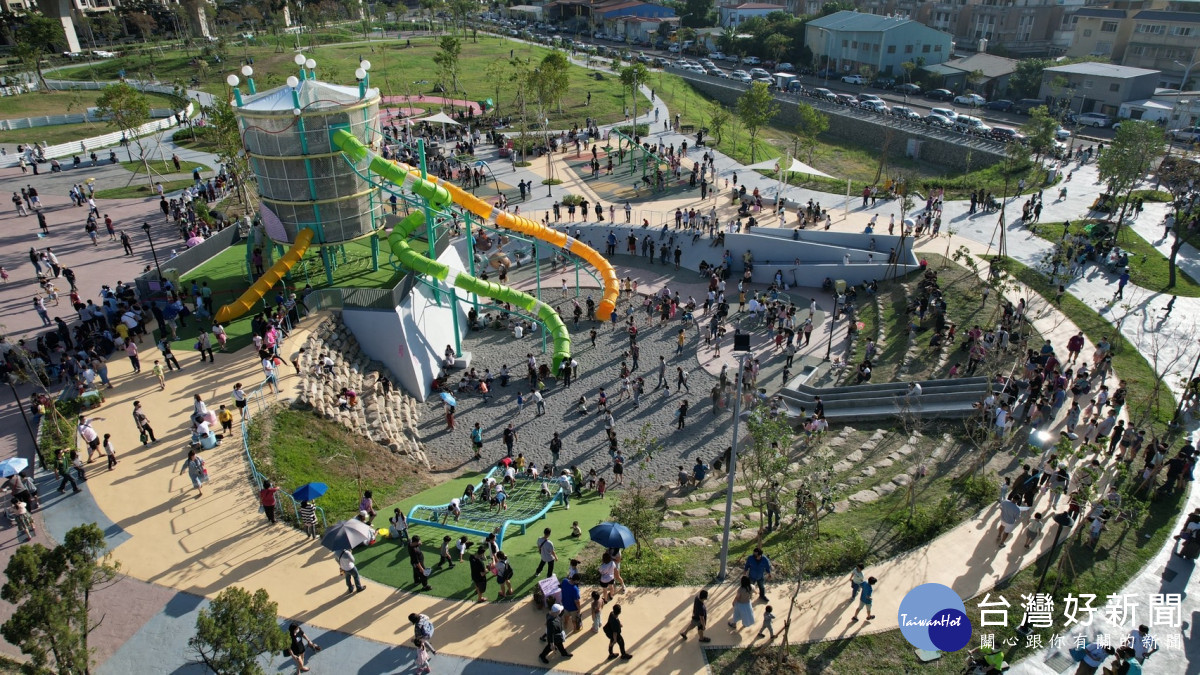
[
  {"xmin": 213, "ymin": 228, "xmax": 315, "ymax": 324},
  {"xmin": 425, "ymin": 177, "xmax": 619, "ymax": 320}
]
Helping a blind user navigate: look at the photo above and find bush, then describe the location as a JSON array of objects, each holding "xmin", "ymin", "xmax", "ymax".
[
  {"xmin": 39, "ymin": 399, "xmax": 85, "ymax": 452},
  {"xmin": 560, "ymin": 194, "xmax": 585, "ymax": 206},
  {"xmin": 888, "ymin": 496, "xmax": 958, "ymax": 548},
  {"xmin": 613, "ymin": 124, "xmax": 649, "ymax": 137},
  {"xmin": 806, "ymin": 528, "xmax": 869, "ymax": 576},
  {"xmin": 1129, "ymin": 189, "xmax": 1172, "ymax": 203},
  {"xmin": 580, "ymin": 548, "xmax": 683, "ymax": 587},
  {"xmin": 958, "ymin": 474, "xmax": 995, "ymax": 506}
]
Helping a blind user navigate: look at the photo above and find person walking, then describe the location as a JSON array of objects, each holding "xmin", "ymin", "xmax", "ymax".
[
  {"xmin": 409, "ymin": 613, "xmax": 437, "ymax": 655},
  {"xmin": 336, "ymin": 548, "xmax": 367, "ymax": 594},
  {"xmin": 469, "ymin": 544, "xmax": 489, "ymax": 602},
  {"xmin": 849, "ymin": 563, "xmax": 866, "ymax": 601},
  {"xmin": 125, "ymin": 340, "xmax": 141, "ymax": 373},
  {"xmin": 604, "ymin": 604, "xmax": 633, "ymax": 660},
  {"xmin": 850, "ymin": 576, "xmax": 877, "ymax": 622},
  {"xmin": 744, "ymin": 548, "xmax": 772, "ymax": 601},
  {"xmin": 727, "ymin": 575, "xmax": 756, "ymax": 631},
  {"xmin": 409, "ymin": 535, "xmax": 433, "ymax": 591},
  {"xmin": 535, "ymin": 528, "xmax": 557, "ymax": 578},
  {"xmin": 676, "ymin": 587, "xmax": 715, "ymax": 643},
  {"xmin": 538, "ymin": 604, "xmax": 572, "ymax": 664},
  {"xmin": 133, "ymin": 400, "xmax": 157, "ymax": 444},
  {"xmin": 299, "ymin": 500, "xmax": 318, "ymax": 539},
  {"xmin": 196, "ymin": 330, "xmax": 214, "ymax": 363},
  {"xmin": 179, "ymin": 449, "xmax": 207, "ymax": 497},
  {"xmin": 77, "ymin": 415, "xmax": 102, "ymax": 463},
  {"xmin": 259, "ymin": 480, "xmax": 281, "ymax": 523},
  {"xmin": 676, "ymin": 400, "xmax": 689, "ymax": 429},
  {"xmin": 287, "ymin": 623, "xmax": 321, "ymax": 672},
  {"xmin": 56, "ymin": 449, "xmax": 81, "ymax": 493}
]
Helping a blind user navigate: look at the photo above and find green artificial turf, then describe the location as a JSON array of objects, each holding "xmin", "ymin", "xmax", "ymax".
[{"xmin": 355, "ymin": 472, "xmax": 613, "ymax": 600}]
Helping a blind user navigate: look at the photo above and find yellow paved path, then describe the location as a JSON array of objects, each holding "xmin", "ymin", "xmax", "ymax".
[{"xmin": 85, "ymin": 241, "xmax": 1111, "ymax": 672}]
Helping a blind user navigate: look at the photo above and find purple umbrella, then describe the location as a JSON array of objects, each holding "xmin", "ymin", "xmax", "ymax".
[{"xmin": 186, "ymin": 236, "xmax": 204, "ymax": 248}]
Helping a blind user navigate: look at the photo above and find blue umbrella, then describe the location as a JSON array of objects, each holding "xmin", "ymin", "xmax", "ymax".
[
  {"xmin": 0, "ymin": 458, "xmax": 28, "ymax": 478},
  {"xmin": 440, "ymin": 392, "xmax": 457, "ymax": 407},
  {"xmin": 292, "ymin": 482, "xmax": 328, "ymax": 502},
  {"xmin": 589, "ymin": 522, "xmax": 636, "ymax": 550}
]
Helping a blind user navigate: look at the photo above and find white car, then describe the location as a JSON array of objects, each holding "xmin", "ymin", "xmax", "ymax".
[
  {"xmin": 92, "ymin": 50, "xmax": 116, "ymax": 58},
  {"xmin": 708, "ymin": 52, "xmax": 726, "ymax": 61},
  {"xmin": 731, "ymin": 71, "xmax": 752, "ymax": 83},
  {"xmin": 1054, "ymin": 126, "xmax": 1070, "ymax": 141},
  {"xmin": 930, "ymin": 107, "xmax": 958, "ymax": 122},
  {"xmin": 1169, "ymin": 126, "xmax": 1200, "ymax": 142},
  {"xmin": 667, "ymin": 44, "xmax": 680, "ymax": 53},
  {"xmin": 1074, "ymin": 112, "xmax": 1111, "ymax": 128},
  {"xmin": 778, "ymin": 62, "xmax": 796, "ymax": 72},
  {"xmin": 841, "ymin": 74, "xmax": 866, "ymax": 84},
  {"xmin": 859, "ymin": 100, "xmax": 888, "ymax": 113},
  {"xmin": 953, "ymin": 93, "xmax": 986, "ymax": 107},
  {"xmin": 741, "ymin": 56, "xmax": 760, "ymax": 65}
]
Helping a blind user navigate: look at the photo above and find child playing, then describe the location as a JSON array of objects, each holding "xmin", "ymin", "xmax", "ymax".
[
  {"xmin": 1025, "ymin": 512, "xmax": 1045, "ymax": 549},
  {"xmin": 597, "ymin": 476, "xmax": 607, "ymax": 499},
  {"xmin": 587, "ymin": 468, "xmax": 598, "ymax": 490},
  {"xmin": 152, "ymin": 360, "xmax": 166, "ymax": 390},
  {"xmin": 571, "ymin": 521, "xmax": 582, "ymax": 538},
  {"xmin": 434, "ymin": 535, "xmax": 455, "ymax": 570},
  {"xmin": 415, "ymin": 643, "xmax": 431, "ymax": 674},
  {"xmin": 495, "ymin": 551, "xmax": 513, "ymax": 598},
  {"xmin": 757, "ymin": 605, "xmax": 777, "ymax": 640},
  {"xmin": 103, "ymin": 433, "xmax": 118, "ymax": 470},
  {"xmin": 0, "ymin": 266, "xmax": 8, "ymax": 283},
  {"xmin": 217, "ymin": 405, "xmax": 234, "ymax": 434},
  {"xmin": 590, "ymin": 591, "xmax": 606, "ymax": 633},
  {"xmin": 456, "ymin": 535, "xmax": 470, "ymax": 562}
]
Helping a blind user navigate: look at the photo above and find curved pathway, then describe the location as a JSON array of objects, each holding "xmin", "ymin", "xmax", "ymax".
[{"xmin": 0, "ymin": 64, "xmax": 1195, "ymax": 675}]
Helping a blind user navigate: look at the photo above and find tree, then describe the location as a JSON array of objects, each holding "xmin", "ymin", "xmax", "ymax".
[
  {"xmin": 707, "ymin": 101, "xmax": 732, "ymax": 146},
  {"xmin": 900, "ymin": 60, "xmax": 916, "ymax": 84},
  {"xmin": 538, "ymin": 52, "xmax": 571, "ymax": 116},
  {"xmin": 127, "ymin": 11, "xmax": 158, "ymax": 41},
  {"xmin": 794, "ymin": 102, "xmax": 828, "ymax": 163},
  {"xmin": 739, "ymin": 409, "xmax": 797, "ymax": 540},
  {"xmin": 432, "ymin": 35, "xmax": 461, "ymax": 92},
  {"xmin": 965, "ymin": 69, "xmax": 985, "ymax": 94},
  {"xmin": 1, "ymin": 524, "xmax": 120, "ymax": 674},
  {"xmin": 1008, "ymin": 57, "xmax": 1051, "ymax": 99},
  {"xmin": 96, "ymin": 82, "xmax": 154, "ymax": 185},
  {"xmin": 681, "ymin": 0, "xmax": 714, "ymax": 27},
  {"xmin": 201, "ymin": 96, "xmax": 254, "ymax": 209},
  {"xmin": 612, "ymin": 422, "xmax": 665, "ymax": 558},
  {"xmin": 13, "ymin": 12, "xmax": 65, "ymax": 91},
  {"xmin": 1021, "ymin": 106, "xmax": 1059, "ymax": 161},
  {"xmin": 736, "ymin": 82, "xmax": 778, "ymax": 163},
  {"xmin": 483, "ymin": 59, "xmax": 515, "ymax": 119},
  {"xmin": 618, "ymin": 63, "xmax": 649, "ymax": 133},
  {"xmin": 189, "ymin": 587, "xmax": 288, "ymax": 675},
  {"xmin": 764, "ymin": 33, "xmax": 789, "ymax": 67},
  {"xmin": 1159, "ymin": 157, "xmax": 1200, "ymax": 289},
  {"xmin": 1097, "ymin": 120, "xmax": 1166, "ymax": 234}
]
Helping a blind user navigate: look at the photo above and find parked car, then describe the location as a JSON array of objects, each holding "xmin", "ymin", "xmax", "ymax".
[
  {"xmin": 1054, "ymin": 126, "xmax": 1070, "ymax": 141},
  {"xmin": 743, "ymin": 56, "xmax": 761, "ymax": 65},
  {"xmin": 954, "ymin": 93, "xmax": 987, "ymax": 107},
  {"xmin": 890, "ymin": 105, "xmax": 921, "ymax": 121},
  {"xmin": 92, "ymin": 50, "xmax": 116, "ymax": 58},
  {"xmin": 749, "ymin": 68, "xmax": 771, "ymax": 79},
  {"xmin": 924, "ymin": 113, "xmax": 954, "ymax": 128},
  {"xmin": 653, "ymin": 57, "xmax": 668, "ymax": 68},
  {"xmin": 954, "ymin": 115, "xmax": 991, "ymax": 134},
  {"xmin": 856, "ymin": 93, "xmax": 882, "ymax": 104},
  {"xmin": 1073, "ymin": 112, "xmax": 1111, "ymax": 128},
  {"xmin": 990, "ymin": 127, "xmax": 1025, "ymax": 143},
  {"xmin": 894, "ymin": 83, "xmax": 921, "ymax": 95},
  {"xmin": 709, "ymin": 51, "xmax": 726, "ymax": 61},
  {"xmin": 925, "ymin": 88, "xmax": 954, "ymax": 101},
  {"xmin": 834, "ymin": 93, "xmax": 857, "ymax": 106},
  {"xmin": 1169, "ymin": 126, "xmax": 1200, "ymax": 142},
  {"xmin": 777, "ymin": 62, "xmax": 796, "ymax": 73},
  {"xmin": 706, "ymin": 67, "xmax": 724, "ymax": 77},
  {"xmin": 930, "ymin": 107, "xmax": 958, "ymax": 122},
  {"xmin": 1012, "ymin": 99, "xmax": 1046, "ymax": 115},
  {"xmin": 816, "ymin": 68, "xmax": 838, "ymax": 79},
  {"xmin": 859, "ymin": 100, "xmax": 888, "ymax": 113},
  {"xmin": 753, "ymin": 76, "xmax": 774, "ymax": 85},
  {"xmin": 841, "ymin": 74, "xmax": 866, "ymax": 84},
  {"xmin": 984, "ymin": 99, "xmax": 1014, "ymax": 112},
  {"xmin": 667, "ymin": 44, "xmax": 680, "ymax": 53},
  {"xmin": 812, "ymin": 87, "xmax": 836, "ymax": 101},
  {"xmin": 731, "ymin": 71, "xmax": 752, "ymax": 83},
  {"xmin": 871, "ymin": 77, "xmax": 896, "ymax": 89}
]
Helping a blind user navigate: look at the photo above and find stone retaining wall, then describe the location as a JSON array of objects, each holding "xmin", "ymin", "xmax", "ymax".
[{"xmin": 294, "ymin": 312, "xmax": 430, "ymax": 468}]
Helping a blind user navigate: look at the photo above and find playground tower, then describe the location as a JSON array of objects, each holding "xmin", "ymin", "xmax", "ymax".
[{"xmin": 233, "ymin": 60, "xmax": 384, "ymax": 249}]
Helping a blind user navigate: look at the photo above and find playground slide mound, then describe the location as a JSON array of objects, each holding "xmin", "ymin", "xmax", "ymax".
[{"xmin": 213, "ymin": 228, "xmax": 315, "ymax": 325}]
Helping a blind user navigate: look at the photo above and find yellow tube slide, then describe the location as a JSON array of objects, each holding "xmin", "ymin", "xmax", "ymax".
[{"xmin": 213, "ymin": 228, "xmax": 315, "ymax": 324}]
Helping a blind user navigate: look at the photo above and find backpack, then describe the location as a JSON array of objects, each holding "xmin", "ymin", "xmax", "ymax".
[{"xmin": 502, "ymin": 561, "xmax": 514, "ymax": 581}]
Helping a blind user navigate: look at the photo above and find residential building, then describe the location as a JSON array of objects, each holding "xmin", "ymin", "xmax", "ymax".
[
  {"xmin": 1117, "ymin": 89, "xmax": 1197, "ymax": 127},
  {"xmin": 547, "ymin": 0, "xmax": 676, "ymax": 26},
  {"xmin": 1065, "ymin": 2, "xmax": 1199, "ymax": 89},
  {"xmin": 806, "ymin": 10, "xmax": 953, "ymax": 78},
  {"xmin": 1037, "ymin": 62, "xmax": 1160, "ymax": 116},
  {"xmin": 717, "ymin": 3, "xmax": 786, "ymax": 27},
  {"xmin": 921, "ymin": 52, "xmax": 1019, "ymax": 97}
]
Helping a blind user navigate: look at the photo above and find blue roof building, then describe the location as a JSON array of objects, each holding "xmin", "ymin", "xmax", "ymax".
[{"xmin": 806, "ymin": 10, "xmax": 954, "ymax": 78}]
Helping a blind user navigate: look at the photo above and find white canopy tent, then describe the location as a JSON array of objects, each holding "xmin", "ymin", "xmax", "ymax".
[
  {"xmin": 745, "ymin": 157, "xmax": 834, "ymax": 180},
  {"xmin": 418, "ymin": 112, "xmax": 461, "ymax": 126}
]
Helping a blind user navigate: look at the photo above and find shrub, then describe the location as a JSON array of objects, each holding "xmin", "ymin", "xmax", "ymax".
[
  {"xmin": 806, "ymin": 528, "xmax": 869, "ymax": 576},
  {"xmin": 560, "ymin": 194, "xmax": 585, "ymax": 206},
  {"xmin": 889, "ymin": 496, "xmax": 958, "ymax": 548},
  {"xmin": 578, "ymin": 548, "xmax": 683, "ymax": 587},
  {"xmin": 613, "ymin": 124, "xmax": 650, "ymax": 137},
  {"xmin": 958, "ymin": 473, "xmax": 995, "ymax": 506}
]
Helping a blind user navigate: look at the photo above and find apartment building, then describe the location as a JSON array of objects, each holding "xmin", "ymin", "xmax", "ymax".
[
  {"xmin": 806, "ymin": 10, "xmax": 953, "ymax": 77},
  {"xmin": 1066, "ymin": 2, "xmax": 1200, "ymax": 88}
]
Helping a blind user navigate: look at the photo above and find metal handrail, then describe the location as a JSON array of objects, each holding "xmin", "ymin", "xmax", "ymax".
[{"xmin": 238, "ymin": 378, "xmax": 328, "ymax": 532}]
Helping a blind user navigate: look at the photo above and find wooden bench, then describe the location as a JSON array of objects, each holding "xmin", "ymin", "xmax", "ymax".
[{"xmin": 680, "ymin": 124, "xmax": 695, "ymax": 134}]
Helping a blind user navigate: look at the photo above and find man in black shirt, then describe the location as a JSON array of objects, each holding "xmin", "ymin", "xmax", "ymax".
[{"xmin": 409, "ymin": 535, "xmax": 432, "ymax": 591}]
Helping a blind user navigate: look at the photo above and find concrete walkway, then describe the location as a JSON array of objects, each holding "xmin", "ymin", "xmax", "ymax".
[{"xmin": 0, "ymin": 65, "xmax": 1196, "ymax": 675}]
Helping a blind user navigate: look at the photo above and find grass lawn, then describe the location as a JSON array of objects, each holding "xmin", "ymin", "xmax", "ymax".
[
  {"xmin": 54, "ymin": 37, "xmax": 632, "ymax": 127},
  {"xmin": 653, "ymin": 71, "xmax": 1048, "ymax": 200},
  {"xmin": 163, "ymin": 234, "xmax": 405, "ymax": 354},
  {"xmin": 0, "ymin": 122, "xmax": 108, "ymax": 148},
  {"xmin": 989, "ymin": 257, "xmax": 1177, "ymax": 429},
  {"xmin": 355, "ymin": 472, "xmax": 613, "ymax": 600},
  {"xmin": 93, "ymin": 178, "xmax": 194, "ymax": 200},
  {"xmin": 0, "ymin": 89, "xmax": 181, "ymax": 118},
  {"xmin": 247, "ymin": 406, "xmax": 433, "ymax": 524},
  {"xmin": 1032, "ymin": 219, "xmax": 1200, "ymax": 297},
  {"xmin": 121, "ymin": 158, "xmax": 209, "ymax": 177}
]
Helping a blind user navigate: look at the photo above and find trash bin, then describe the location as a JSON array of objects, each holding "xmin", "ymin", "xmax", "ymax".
[{"xmin": 835, "ymin": 279, "xmax": 847, "ymax": 296}]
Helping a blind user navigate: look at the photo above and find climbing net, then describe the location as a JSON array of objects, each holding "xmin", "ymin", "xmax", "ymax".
[{"xmin": 406, "ymin": 470, "xmax": 562, "ymax": 547}]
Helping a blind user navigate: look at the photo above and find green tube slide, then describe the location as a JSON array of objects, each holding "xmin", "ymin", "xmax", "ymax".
[{"xmin": 389, "ymin": 212, "xmax": 572, "ymax": 371}]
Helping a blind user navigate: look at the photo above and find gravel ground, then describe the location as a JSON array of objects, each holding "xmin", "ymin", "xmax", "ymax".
[{"xmin": 415, "ymin": 290, "xmax": 745, "ymax": 484}]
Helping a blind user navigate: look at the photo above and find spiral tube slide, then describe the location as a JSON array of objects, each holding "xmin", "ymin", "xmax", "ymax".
[
  {"xmin": 331, "ymin": 129, "xmax": 619, "ymax": 320},
  {"xmin": 214, "ymin": 228, "xmax": 315, "ymax": 324},
  {"xmin": 388, "ymin": 211, "xmax": 572, "ymax": 370}
]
